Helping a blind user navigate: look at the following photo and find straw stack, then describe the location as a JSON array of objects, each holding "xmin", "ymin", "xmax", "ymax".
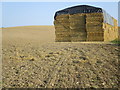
[
  {"xmin": 69, "ymin": 14, "xmax": 87, "ymax": 42},
  {"xmin": 86, "ymin": 13, "xmax": 104, "ymax": 41},
  {"xmin": 103, "ymin": 18, "xmax": 118, "ymax": 41},
  {"xmin": 54, "ymin": 12, "xmax": 118, "ymax": 42},
  {"xmin": 103, "ymin": 23, "xmax": 113, "ymax": 41},
  {"xmin": 113, "ymin": 18, "xmax": 118, "ymax": 39},
  {"xmin": 54, "ymin": 14, "xmax": 71, "ymax": 42}
]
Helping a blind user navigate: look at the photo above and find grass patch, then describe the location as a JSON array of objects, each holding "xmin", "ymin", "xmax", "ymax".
[{"xmin": 111, "ymin": 39, "xmax": 120, "ymax": 44}]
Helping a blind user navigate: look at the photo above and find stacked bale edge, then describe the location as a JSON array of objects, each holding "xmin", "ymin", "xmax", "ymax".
[
  {"xmin": 54, "ymin": 13, "xmax": 87, "ymax": 42},
  {"xmin": 103, "ymin": 18, "xmax": 118, "ymax": 41},
  {"xmin": 86, "ymin": 13, "xmax": 104, "ymax": 41},
  {"xmin": 69, "ymin": 13, "xmax": 87, "ymax": 42},
  {"xmin": 54, "ymin": 14, "xmax": 71, "ymax": 42}
]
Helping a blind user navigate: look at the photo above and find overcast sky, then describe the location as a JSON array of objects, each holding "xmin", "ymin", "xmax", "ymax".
[{"xmin": 1, "ymin": 2, "xmax": 118, "ymax": 27}]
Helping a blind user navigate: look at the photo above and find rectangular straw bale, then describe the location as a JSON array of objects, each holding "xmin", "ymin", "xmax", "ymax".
[
  {"xmin": 70, "ymin": 24, "xmax": 85, "ymax": 28},
  {"xmin": 87, "ymin": 32, "xmax": 104, "ymax": 41},
  {"xmin": 56, "ymin": 18, "xmax": 69, "ymax": 21},
  {"xmin": 70, "ymin": 32, "xmax": 87, "ymax": 37},
  {"xmin": 86, "ymin": 19, "xmax": 103, "ymax": 22},
  {"xmin": 55, "ymin": 25, "xmax": 69, "ymax": 29},
  {"xmin": 69, "ymin": 17, "xmax": 85, "ymax": 21},
  {"xmin": 86, "ymin": 26, "xmax": 103, "ymax": 30},
  {"xmin": 71, "ymin": 37, "xmax": 86, "ymax": 40},
  {"xmin": 86, "ymin": 16, "xmax": 103, "ymax": 19},
  {"xmin": 55, "ymin": 31, "xmax": 71, "ymax": 35},
  {"xmin": 56, "ymin": 32, "xmax": 70, "ymax": 37},
  {"xmin": 87, "ymin": 36, "xmax": 104, "ymax": 41},
  {"xmin": 69, "ymin": 16, "xmax": 85, "ymax": 21},
  {"xmin": 55, "ymin": 36, "xmax": 71, "ymax": 42},
  {"xmin": 86, "ymin": 30, "xmax": 103, "ymax": 33},
  {"xmin": 55, "ymin": 14, "xmax": 69, "ymax": 19},
  {"xmin": 87, "ymin": 36, "xmax": 104, "ymax": 38},
  {"xmin": 71, "ymin": 40, "xmax": 86, "ymax": 42},
  {"xmin": 55, "ymin": 39, "xmax": 71, "ymax": 42},
  {"xmin": 54, "ymin": 23, "xmax": 69, "ymax": 27},
  {"xmin": 86, "ymin": 28, "xmax": 103, "ymax": 32},
  {"xmin": 87, "ymin": 35, "xmax": 104, "ymax": 39},
  {"xmin": 71, "ymin": 36, "xmax": 87, "ymax": 39},
  {"xmin": 70, "ymin": 21, "xmax": 85, "ymax": 25},
  {"xmin": 54, "ymin": 20, "xmax": 69, "ymax": 25},
  {"xmin": 55, "ymin": 29, "xmax": 69, "ymax": 32},
  {"xmin": 86, "ymin": 18, "xmax": 103, "ymax": 21},
  {"xmin": 69, "ymin": 14, "xmax": 85, "ymax": 23},
  {"xmin": 55, "ymin": 27, "xmax": 70, "ymax": 31},
  {"xmin": 69, "ymin": 15, "xmax": 85, "ymax": 18},
  {"xmin": 71, "ymin": 38, "xmax": 86, "ymax": 42},
  {"xmin": 58, "ymin": 22, "xmax": 69, "ymax": 26},
  {"xmin": 86, "ymin": 24, "xmax": 103, "ymax": 27},
  {"xmin": 69, "ymin": 13, "xmax": 85, "ymax": 18},
  {"xmin": 69, "ymin": 19, "xmax": 85, "ymax": 23},
  {"xmin": 55, "ymin": 36, "xmax": 70, "ymax": 38},
  {"xmin": 104, "ymin": 28, "xmax": 114, "ymax": 41},
  {"xmin": 56, "ymin": 34, "xmax": 70, "ymax": 37},
  {"xmin": 70, "ymin": 26, "xmax": 85, "ymax": 30},
  {"xmin": 55, "ymin": 30, "xmax": 70, "ymax": 34},
  {"xmin": 54, "ymin": 20, "xmax": 69, "ymax": 24},
  {"xmin": 70, "ymin": 30, "xmax": 86, "ymax": 32},
  {"xmin": 70, "ymin": 20, "xmax": 86, "ymax": 29},
  {"xmin": 86, "ymin": 13, "xmax": 103, "ymax": 17},
  {"xmin": 87, "ymin": 32, "xmax": 103, "ymax": 35},
  {"xmin": 87, "ymin": 39, "xmax": 104, "ymax": 41},
  {"xmin": 87, "ymin": 36, "xmax": 104, "ymax": 39},
  {"xmin": 57, "ymin": 20, "xmax": 69, "ymax": 23},
  {"xmin": 70, "ymin": 28, "xmax": 86, "ymax": 32},
  {"xmin": 55, "ymin": 20, "xmax": 68, "ymax": 24},
  {"xmin": 71, "ymin": 37, "xmax": 86, "ymax": 39},
  {"xmin": 86, "ymin": 21, "xmax": 102, "ymax": 24},
  {"xmin": 54, "ymin": 21, "xmax": 70, "ymax": 29}
]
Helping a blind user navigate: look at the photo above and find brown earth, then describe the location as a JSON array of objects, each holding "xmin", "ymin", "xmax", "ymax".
[{"xmin": 2, "ymin": 26, "xmax": 119, "ymax": 88}]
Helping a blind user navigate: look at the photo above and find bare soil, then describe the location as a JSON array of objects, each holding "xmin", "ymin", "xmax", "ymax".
[{"xmin": 2, "ymin": 26, "xmax": 119, "ymax": 88}]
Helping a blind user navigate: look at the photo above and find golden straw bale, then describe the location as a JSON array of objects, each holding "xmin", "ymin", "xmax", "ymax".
[
  {"xmin": 69, "ymin": 13, "xmax": 85, "ymax": 18},
  {"xmin": 70, "ymin": 28, "xmax": 86, "ymax": 32},
  {"xmin": 86, "ymin": 13, "xmax": 103, "ymax": 17},
  {"xmin": 70, "ymin": 26, "xmax": 85, "ymax": 30},
  {"xmin": 55, "ymin": 14, "xmax": 69, "ymax": 19}
]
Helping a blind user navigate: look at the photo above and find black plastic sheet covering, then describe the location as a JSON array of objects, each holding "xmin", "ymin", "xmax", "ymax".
[
  {"xmin": 54, "ymin": 5, "xmax": 114, "ymax": 26},
  {"xmin": 54, "ymin": 5, "xmax": 102, "ymax": 17}
]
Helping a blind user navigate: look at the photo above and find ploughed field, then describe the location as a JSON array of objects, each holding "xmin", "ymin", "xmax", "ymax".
[{"xmin": 2, "ymin": 26, "xmax": 119, "ymax": 88}]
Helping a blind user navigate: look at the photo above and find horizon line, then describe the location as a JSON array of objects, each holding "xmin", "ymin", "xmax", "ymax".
[{"xmin": 1, "ymin": 25, "xmax": 54, "ymax": 28}]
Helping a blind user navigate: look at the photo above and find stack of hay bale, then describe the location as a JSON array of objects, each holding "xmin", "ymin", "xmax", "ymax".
[
  {"xmin": 103, "ymin": 18, "xmax": 118, "ymax": 41},
  {"xmin": 86, "ymin": 13, "xmax": 104, "ymax": 41},
  {"xmin": 54, "ymin": 5, "xmax": 118, "ymax": 42},
  {"xmin": 54, "ymin": 13, "xmax": 87, "ymax": 42},
  {"xmin": 103, "ymin": 23, "xmax": 113, "ymax": 41},
  {"xmin": 69, "ymin": 14, "xmax": 87, "ymax": 42},
  {"xmin": 54, "ymin": 14, "xmax": 70, "ymax": 42}
]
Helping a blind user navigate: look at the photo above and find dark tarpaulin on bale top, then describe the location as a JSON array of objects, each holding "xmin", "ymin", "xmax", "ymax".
[{"xmin": 54, "ymin": 5, "xmax": 114, "ymax": 26}]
